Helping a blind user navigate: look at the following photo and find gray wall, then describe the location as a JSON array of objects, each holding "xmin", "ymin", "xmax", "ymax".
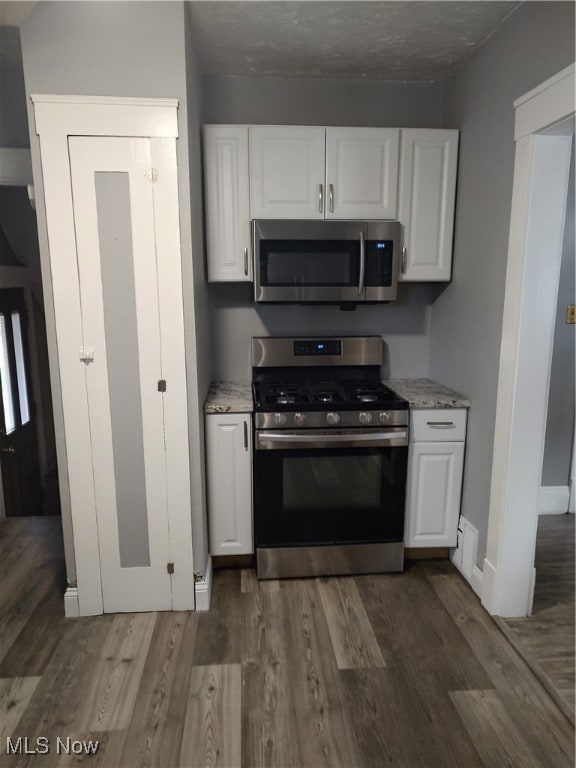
[
  {"xmin": 204, "ymin": 75, "xmax": 443, "ymax": 381},
  {"xmin": 20, "ymin": 1, "xmax": 209, "ymax": 582},
  {"xmin": 542, "ymin": 137, "xmax": 575, "ymax": 488},
  {"xmin": 0, "ymin": 27, "xmax": 29, "ymax": 147},
  {"xmin": 210, "ymin": 283, "xmax": 433, "ymax": 381},
  {"xmin": 428, "ymin": 1, "xmax": 575, "ymax": 564},
  {"xmin": 203, "ymin": 75, "xmax": 444, "ymax": 128},
  {"xmin": 185, "ymin": 6, "xmax": 212, "ymax": 576}
]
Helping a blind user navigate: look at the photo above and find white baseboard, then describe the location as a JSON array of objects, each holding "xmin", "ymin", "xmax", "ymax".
[
  {"xmin": 470, "ymin": 565, "xmax": 483, "ymax": 598},
  {"xmin": 194, "ymin": 556, "xmax": 213, "ymax": 611},
  {"xmin": 63, "ymin": 587, "xmax": 80, "ymax": 617},
  {"xmin": 481, "ymin": 557, "xmax": 498, "ymax": 615},
  {"xmin": 538, "ymin": 485, "xmax": 570, "ymax": 515}
]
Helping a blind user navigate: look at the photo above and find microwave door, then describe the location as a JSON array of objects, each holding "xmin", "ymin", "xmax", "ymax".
[{"xmin": 253, "ymin": 220, "xmax": 367, "ymax": 303}]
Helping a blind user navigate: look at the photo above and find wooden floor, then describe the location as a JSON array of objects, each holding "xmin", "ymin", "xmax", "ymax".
[
  {"xmin": 502, "ymin": 513, "xmax": 575, "ymax": 716},
  {"xmin": 0, "ymin": 517, "xmax": 574, "ymax": 768}
]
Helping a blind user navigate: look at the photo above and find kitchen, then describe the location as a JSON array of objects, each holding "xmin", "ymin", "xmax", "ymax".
[
  {"xmin": 0, "ymin": 2, "xmax": 574, "ymax": 761},
  {"xmin": 3, "ymin": 0, "xmax": 573, "ymax": 616}
]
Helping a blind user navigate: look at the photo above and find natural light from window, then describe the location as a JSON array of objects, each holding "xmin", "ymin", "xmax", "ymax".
[{"xmin": 0, "ymin": 314, "xmax": 16, "ymax": 435}]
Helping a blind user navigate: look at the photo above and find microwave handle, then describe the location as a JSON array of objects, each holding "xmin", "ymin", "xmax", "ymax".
[{"xmin": 358, "ymin": 230, "xmax": 365, "ymax": 295}]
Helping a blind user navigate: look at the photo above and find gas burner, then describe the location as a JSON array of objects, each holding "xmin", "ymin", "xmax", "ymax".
[
  {"xmin": 277, "ymin": 395, "xmax": 295, "ymax": 405},
  {"xmin": 317, "ymin": 392, "xmax": 334, "ymax": 403},
  {"xmin": 358, "ymin": 393, "xmax": 376, "ymax": 403}
]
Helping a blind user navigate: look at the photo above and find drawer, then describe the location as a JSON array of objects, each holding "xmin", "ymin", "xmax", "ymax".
[{"xmin": 410, "ymin": 408, "xmax": 467, "ymax": 442}]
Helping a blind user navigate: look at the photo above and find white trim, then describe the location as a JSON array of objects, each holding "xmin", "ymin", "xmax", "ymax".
[
  {"xmin": 31, "ymin": 94, "xmax": 179, "ymax": 109},
  {"xmin": 527, "ymin": 567, "xmax": 537, "ymax": 617},
  {"xmin": 538, "ymin": 486, "xmax": 570, "ymax": 515},
  {"xmin": 570, "ymin": 428, "xmax": 576, "ymax": 513},
  {"xmin": 515, "ymin": 65, "xmax": 575, "ymax": 140},
  {"xmin": 63, "ymin": 587, "xmax": 80, "ymax": 618},
  {"xmin": 32, "ymin": 97, "xmax": 191, "ymax": 616},
  {"xmin": 480, "ymin": 558, "xmax": 498, "ymax": 614},
  {"xmin": 31, "ymin": 95, "xmax": 179, "ymax": 139},
  {"xmin": 470, "ymin": 566, "xmax": 483, "ymax": 599},
  {"xmin": 194, "ymin": 557, "xmax": 213, "ymax": 611},
  {"xmin": 483, "ymin": 67, "xmax": 575, "ymax": 618},
  {"xmin": 514, "ymin": 64, "xmax": 575, "ymax": 108},
  {"xmin": 0, "ymin": 148, "xmax": 33, "ymax": 186}
]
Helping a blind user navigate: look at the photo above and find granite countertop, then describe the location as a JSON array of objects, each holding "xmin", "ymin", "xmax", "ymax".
[
  {"xmin": 204, "ymin": 377, "xmax": 469, "ymax": 414},
  {"xmin": 204, "ymin": 380, "xmax": 253, "ymax": 414},
  {"xmin": 385, "ymin": 378, "xmax": 470, "ymax": 409}
]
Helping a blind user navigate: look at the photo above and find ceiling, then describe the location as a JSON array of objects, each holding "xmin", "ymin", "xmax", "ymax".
[
  {"xmin": 187, "ymin": 1, "xmax": 523, "ymax": 81},
  {"xmin": 0, "ymin": 1, "xmax": 524, "ymax": 82}
]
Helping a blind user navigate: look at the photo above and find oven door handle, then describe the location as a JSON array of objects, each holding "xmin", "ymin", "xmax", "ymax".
[{"xmin": 256, "ymin": 430, "xmax": 408, "ymax": 450}]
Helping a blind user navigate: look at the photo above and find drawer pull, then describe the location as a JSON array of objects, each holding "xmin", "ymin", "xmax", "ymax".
[{"xmin": 426, "ymin": 421, "xmax": 455, "ymax": 427}]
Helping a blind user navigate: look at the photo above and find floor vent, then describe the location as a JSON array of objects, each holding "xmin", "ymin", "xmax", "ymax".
[{"xmin": 451, "ymin": 516, "xmax": 478, "ymax": 582}]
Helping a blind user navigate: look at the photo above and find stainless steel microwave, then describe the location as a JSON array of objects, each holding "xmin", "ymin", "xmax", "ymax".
[{"xmin": 253, "ymin": 219, "xmax": 401, "ymax": 304}]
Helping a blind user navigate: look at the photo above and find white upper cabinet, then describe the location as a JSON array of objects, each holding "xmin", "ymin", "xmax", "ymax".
[
  {"xmin": 204, "ymin": 125, "xmax": 251, "ymax": 281},
  {"xmin": 398, "ymin": 129, "xmax": 459, "ymax": 281},
  {"xmin": 203, "ymin": 124, "xmax": 460, "ymax": 282},
  {"xmin": 249, "ymin": 126, "xmax": 326, "ymax": 219},
  {"xmin": 249, "ymin": 126, "xmax": 400, "ymax": 220},
  {"xmin": 325, "ymin": 128, "xmax": 400, "ymax": 219}
]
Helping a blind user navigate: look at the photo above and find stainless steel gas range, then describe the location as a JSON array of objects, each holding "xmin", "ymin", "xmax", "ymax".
[{"xmin": 252, "ymin": 336, "xmax": 409, "ymax": 580}]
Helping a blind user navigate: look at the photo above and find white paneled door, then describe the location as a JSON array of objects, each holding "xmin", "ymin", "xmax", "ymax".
[{"xmin": 68, "ymin": 136, "xmax": 173, "ymax": 613}]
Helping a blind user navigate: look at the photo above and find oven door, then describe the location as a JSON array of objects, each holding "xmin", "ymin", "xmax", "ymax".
[{"xmin": 254, "ymin": 428, "xmax": 408, "ymax": 551}]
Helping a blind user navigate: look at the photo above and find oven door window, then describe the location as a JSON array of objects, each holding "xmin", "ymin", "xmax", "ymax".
[
  {"xmin": 260, "ymin": 239, "xmax": 360, "ymax": 287},
  {"xmin": 254, "ymin": 446, "xmax": 407, "ymax": 547}
]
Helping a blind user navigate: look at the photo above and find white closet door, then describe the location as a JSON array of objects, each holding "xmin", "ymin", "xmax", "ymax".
[{"xmin": 68, "ymin": 136, "xmax": 172, "ymax": 612}]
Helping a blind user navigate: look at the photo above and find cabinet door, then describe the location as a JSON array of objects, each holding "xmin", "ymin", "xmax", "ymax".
[
  {"xmin": 325, "ymin": 128, "xmax": 400, "ymax": 219},
  {"xmin": 249, "ymin": 126, "xmax": 326, "ymax": 219},
  {"xmin": 204, "ymin": 125, "xmax": 251, "ymax": 281},
  {"xmin": 404, "ymin": 441, "xmax": 464, "ymax": 547},
  {"xmin": 206, "ymin": 414, "xmax": 253, "ymax": 556},
  {"xmin": 398, "ymin": 129, "xmax": 459, "ymax": 281}
]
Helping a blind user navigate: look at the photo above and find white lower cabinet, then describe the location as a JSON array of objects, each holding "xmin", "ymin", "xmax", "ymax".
[
  {"xmin": 206, "ymin": 413, "xmax": 253, "ymax": 556},
  {"xmin": 404, "ymin": 409, "xmax": 467, "ymax": 548}
]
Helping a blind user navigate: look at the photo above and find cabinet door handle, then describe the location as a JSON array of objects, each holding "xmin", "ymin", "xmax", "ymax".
[
  {"xmin": 243, "ymin": 421, "xmax": 248, "ymax": 450},
  {"xmin": 426, "ymin": 421, "xmax": 455, "ymax": 427},
  {"xmin": 318, "ymin": 183, "xmax": 324, "ymax": 213},
  {"xmin": 402, "ymin": 246, "xmax": 407, "ymax": 274},
  {"xmin": 243, "ymin": 246, "xmax": 249, "ymax": 276},
  {"xmin": 329, "ymin": 183, "xmax": 334, "ymax": 213}
]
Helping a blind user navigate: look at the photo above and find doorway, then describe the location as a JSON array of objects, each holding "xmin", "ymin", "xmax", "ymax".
[
  {"xmin": 483, "ymin": 64, "xmax": 575, "ymax": 618},
  {"xmin": 0, "ymin": 286, "xmax": 42, "ymax": 515}
]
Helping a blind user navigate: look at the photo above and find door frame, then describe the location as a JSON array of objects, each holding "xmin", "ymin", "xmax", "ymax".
[
  {"xmin": 32, "ymin": 95, "xmax": 194, "ymax": 615},
  {"xmin": 482, "ymin": 64, "xmax": 575, "ymax": 617}
]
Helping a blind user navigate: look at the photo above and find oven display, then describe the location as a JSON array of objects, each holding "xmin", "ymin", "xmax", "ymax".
[{"xmin": 294, "ymin": 339, "xmax": 342, "ymax": 356}]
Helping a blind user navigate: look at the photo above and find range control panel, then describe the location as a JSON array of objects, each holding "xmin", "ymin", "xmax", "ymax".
[{"xmin": 294, "ymin": 339, "xmax": 342, "ymax": 357}]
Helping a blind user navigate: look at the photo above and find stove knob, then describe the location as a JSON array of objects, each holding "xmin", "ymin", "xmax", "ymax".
[
  {"xmin": 326, "ymin": 412, "xmax": 340, "ymax": 426},
  {"xmin": 294, "ymin": 413, "xmax": 308, "ymax": 427},
  {"xmin": 359, "ymin": 411, "xmax": 373, "ymax": 425},
  {"xmin": 379, "ymin": 411, "xmax": 391, "ymax": 424},
  {"xmin": 273, "ymin": 413, "xmax": 287, "ymax": 427}
]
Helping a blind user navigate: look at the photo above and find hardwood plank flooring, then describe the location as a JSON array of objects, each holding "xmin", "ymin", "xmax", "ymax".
[
  {"xmin": 1, "ymin": 517, "xmax": 574, "ymax": 767},
  {"xmin": 502, "ymin": 514, "xmax": 575, "ymax": 716}
]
